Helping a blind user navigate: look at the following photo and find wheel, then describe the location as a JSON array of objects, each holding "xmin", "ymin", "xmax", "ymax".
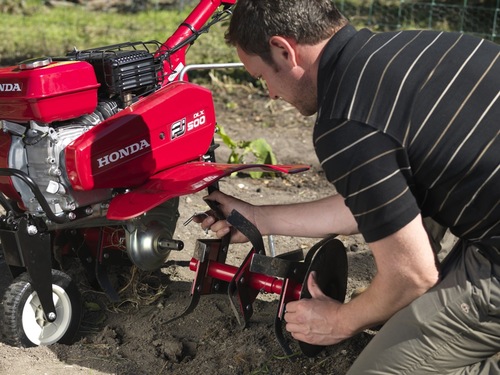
[{"xmin": 0, "ymin": 269, "xmax": 82, "ymax": 347}]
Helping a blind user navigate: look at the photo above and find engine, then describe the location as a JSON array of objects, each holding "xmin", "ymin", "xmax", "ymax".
[
  {"xmin": 1, "ymin": 100, "xmax": 120, "ymax": 218},
  {"xmin": 0, "ymin": 43, "xmax": 217, "ymax": 224}
]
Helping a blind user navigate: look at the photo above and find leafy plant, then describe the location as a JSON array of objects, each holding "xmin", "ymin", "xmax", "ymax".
[{"xmin": 217, "ymin": 125, "xmax": 277, "ymax": 178}]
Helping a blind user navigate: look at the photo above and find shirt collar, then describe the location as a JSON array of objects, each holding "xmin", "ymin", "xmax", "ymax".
[{"xmin": 319, "ymin": 24, "xmax": 358, "ymax": 74}]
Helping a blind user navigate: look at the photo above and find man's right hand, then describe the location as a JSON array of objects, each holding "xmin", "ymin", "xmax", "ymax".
[{"xmin": 192, "ymin": 190, "xmax": 256, "ymax": 243}]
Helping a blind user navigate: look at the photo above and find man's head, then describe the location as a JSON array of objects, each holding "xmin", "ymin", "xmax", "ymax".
[
  {"xmin": 225, "ymin": 0, "xmax": 347, "ymax": 116},
  {"xmin": 225, "ymin": 0, "xmax": 346, "ymax": 66}
]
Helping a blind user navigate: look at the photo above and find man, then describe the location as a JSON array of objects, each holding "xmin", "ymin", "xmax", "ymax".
[{"xmin": 196, "ymin": 0, "xmax": 500, "ymax": 373}]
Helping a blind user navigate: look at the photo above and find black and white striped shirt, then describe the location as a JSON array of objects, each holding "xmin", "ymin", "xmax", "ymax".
[{"xmin": 314, "ymin": 25, "xmax": 499, "ymax": 243}]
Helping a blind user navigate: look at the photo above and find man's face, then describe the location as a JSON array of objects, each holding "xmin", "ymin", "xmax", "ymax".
[{"xmin": 236, "ymin": 46, "xmax": 317, "ymax": 116}]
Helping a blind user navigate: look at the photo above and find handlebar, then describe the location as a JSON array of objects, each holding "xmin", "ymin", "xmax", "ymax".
[{"xmin": 156, "ymin": 0, "xmax": 236, "ymax": 83}]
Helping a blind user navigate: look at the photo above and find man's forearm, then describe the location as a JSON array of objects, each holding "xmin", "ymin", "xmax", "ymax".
[
  {"xmin": 338, "ymin": 216, "xmax": 440, "ymax": 335},
  {"xmin": 255, "ymin": 194, "xmax": 359, "ymax": 238}
]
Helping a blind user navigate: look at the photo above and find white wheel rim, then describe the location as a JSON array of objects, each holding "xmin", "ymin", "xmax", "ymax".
[{"xmin": 21, "ymin": 284, "xmax": 73, "ymax": 345}]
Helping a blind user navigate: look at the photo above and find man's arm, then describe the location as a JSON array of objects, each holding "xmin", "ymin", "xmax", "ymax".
[
  {"xmin": 201, "ymin": 191, "xmax": 359, "ymax": 241},
  {"xmin": 284, "ymin": 214, "xmax": 439, "ymax": 345}
]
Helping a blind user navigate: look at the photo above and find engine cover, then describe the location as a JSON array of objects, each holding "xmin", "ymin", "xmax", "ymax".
[
  {"xmin": 65, "ymin": 81, "xmax": 217, "ymax": 190},
  {"xmin": 0, "ymin": 59, "xmax": 99, "ymax": 123}
]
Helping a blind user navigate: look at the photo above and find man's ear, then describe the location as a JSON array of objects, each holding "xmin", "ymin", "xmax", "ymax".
[{"xmin": 269, "ymin": 35, "xmax": 298, "ymax": 68}]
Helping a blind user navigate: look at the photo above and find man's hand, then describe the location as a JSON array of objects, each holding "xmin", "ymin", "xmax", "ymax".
[
  {"xmin": 192, "ymin": 190, "xmax": 256, "ymax": 243},
  {"xmin": 284, "ymin": 271, "xmax": 351, "ymax": 346}
]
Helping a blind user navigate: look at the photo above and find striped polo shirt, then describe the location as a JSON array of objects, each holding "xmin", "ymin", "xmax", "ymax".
[{"xmin": 313, "ymin": 25, "xmax": 499, "ymax": 243}]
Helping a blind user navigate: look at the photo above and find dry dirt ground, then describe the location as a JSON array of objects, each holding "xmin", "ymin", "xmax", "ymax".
[{"xmin": 0, "ymin": 83, "xmax": 376, "ymax": 374}]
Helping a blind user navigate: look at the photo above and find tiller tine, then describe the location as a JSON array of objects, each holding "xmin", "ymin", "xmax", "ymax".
[
  {"xmin": 297, "ymin": 236, "xmax": 348, "ymax": 357},
  {"xmin": 166, "ymin": 209, "xmax": 348, "ymax": 358},
  {"xmin": 225, "ymin": 209, "xmax": 267, "ymax": 327}
]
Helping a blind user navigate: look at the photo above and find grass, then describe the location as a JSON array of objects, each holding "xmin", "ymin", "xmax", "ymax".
[{"xmin": 0, "ymin": 3, "xmax": 238, "ymax": 65}]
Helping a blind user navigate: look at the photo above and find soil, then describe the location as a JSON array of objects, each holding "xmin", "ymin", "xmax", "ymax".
[{"xmin": 0, "ymin": 82, "xmax": 376, "ymax": 375}]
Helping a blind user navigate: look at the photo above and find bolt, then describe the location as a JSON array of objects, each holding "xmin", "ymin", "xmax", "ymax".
[
  {"xmin": 239, "ymin": 277, "xmax": 245, "ymax": 285},
  {"xmin": 245, "ymin": 304, "xmax": 252, "ymax": 311},
  {"xmin": 47, "ymin": 312, "xmax": 56, "ymax": 321},
  {"xmin": 26, "ymin": 225, "xmax": 38, "ymax": 235}
]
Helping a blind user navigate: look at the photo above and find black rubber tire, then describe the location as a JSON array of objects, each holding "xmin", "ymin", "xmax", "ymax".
[
  {"xmin": 0, "ymin": 269, "xmax": 82, "ymax": 347},
  {"xmin": 0, "ymin": 246, "xmax": 13, "ymax": 302}
]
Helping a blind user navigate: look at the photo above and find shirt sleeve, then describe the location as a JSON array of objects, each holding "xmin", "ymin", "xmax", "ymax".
[{"xmin": 313, "ymin": 118, "xmax": 421, "ymax": 242}]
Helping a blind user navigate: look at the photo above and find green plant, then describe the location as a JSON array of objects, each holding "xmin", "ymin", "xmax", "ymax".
[{"xmin": 217, "ymin": 125, "xmax": 277, "ymax": 178}]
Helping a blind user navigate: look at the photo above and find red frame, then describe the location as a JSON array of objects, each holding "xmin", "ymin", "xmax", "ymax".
[
  {"xmin": 157, "ymin": 0, "xmax": 237, "ymax": 82},
  {"xmin": 107, "ymin": 162, "xmax": 309, "ymax": 220}
]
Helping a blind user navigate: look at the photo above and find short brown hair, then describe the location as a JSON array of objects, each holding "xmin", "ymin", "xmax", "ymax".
[{"xmin": 225, "ymin": 0, "xmax": 347, "ymax": 64}]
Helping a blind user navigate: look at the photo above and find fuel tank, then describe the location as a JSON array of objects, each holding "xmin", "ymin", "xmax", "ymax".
[
  {"xmin": 0, "ymin": 59, "xmax": 99, "ymax": 123},
  {"xmin": 65, "ymin": 81, "xmax": 217, "ymax": 190}
]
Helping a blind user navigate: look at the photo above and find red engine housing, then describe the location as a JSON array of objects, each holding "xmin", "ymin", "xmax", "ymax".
[
  {"xmin": 0, "ymin": 60, "xmax": 99, "ymax": 123},
  {"xmin": 65, "ymin": 81, "xmax": 217, "ymax": 190}
]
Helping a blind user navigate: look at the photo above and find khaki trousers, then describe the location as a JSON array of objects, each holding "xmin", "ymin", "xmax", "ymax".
[{"xmin": 347, "ymin": 242, "xmax": 500, "ymax": 374}]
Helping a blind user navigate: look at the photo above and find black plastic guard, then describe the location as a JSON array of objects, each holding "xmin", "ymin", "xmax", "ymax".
[{"xmin": 298, "ymin": 236, "xmax": 348, "ymax": 357}]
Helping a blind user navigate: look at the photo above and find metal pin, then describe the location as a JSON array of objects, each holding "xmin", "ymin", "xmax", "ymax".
[{"xmin": 183, "ymin": 212, "xmax": 209, "ymax": 226}]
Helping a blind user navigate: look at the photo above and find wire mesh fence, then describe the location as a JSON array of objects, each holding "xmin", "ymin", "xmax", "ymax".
[{"xmin": 338, "ymin": 0, "xmax": 500, "ymax": 42}]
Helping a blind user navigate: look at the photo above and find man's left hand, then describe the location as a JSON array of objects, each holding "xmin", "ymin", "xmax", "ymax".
[{"xmin": 284, "ymin": 271, "xmax": 350, "ymax": 346}]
